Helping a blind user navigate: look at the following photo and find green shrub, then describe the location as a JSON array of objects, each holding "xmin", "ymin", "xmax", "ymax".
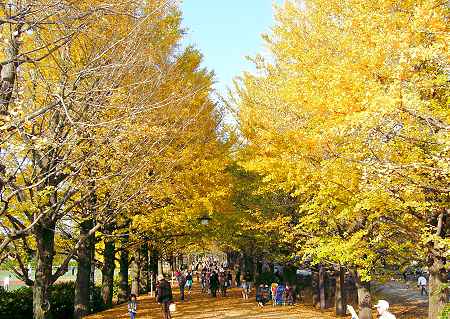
[
  {"xmin": 0, "ymin": 282, "xmax": 105, "ymax": 319},
  {"xmin": 0, "ymin": 286, "xmax": 33, "ymax": 319}
]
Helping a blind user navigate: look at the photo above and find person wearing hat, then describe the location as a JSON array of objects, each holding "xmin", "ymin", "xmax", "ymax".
[
  {"xmin": 374, "ymin": 300, "xmax": 396, "ymax": 319},
  {"xmin": 156, "ymin": 274, "xmax": 173, "ymax": 319}
]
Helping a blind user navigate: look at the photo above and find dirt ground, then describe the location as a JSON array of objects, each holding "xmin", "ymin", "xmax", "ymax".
[{"xmin": 86, "ymin": 282, "xmax": 428, "ymax": 319}]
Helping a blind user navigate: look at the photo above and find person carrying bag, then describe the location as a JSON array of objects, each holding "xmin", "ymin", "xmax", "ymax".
[{"xmin": 156, "ymin": 275, "xmax": 174, "ymax": 319}]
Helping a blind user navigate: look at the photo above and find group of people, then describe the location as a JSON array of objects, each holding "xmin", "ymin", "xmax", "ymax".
[
  {"xmin": 254, "ymin": 282, "xmax": 295, "ymax": 307},
  {"xmin": 128, "ymin": 274, "xmax": 174, "ymax": 319},
  {"xmin": 174, "ymin": 269, "xmax": 194, "ymax": 301},
  {"xmin": 125, "ymin": 260, "xmax": 405, "ymax": 319},
  {"xmin": 199, "ymin": 264, "xmax": 234, "ymax": 297}
]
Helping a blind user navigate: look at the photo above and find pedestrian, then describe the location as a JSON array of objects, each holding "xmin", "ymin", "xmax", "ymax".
[
  {"xmin": 210, "ymin": 271, "xmax": 219, "ymax": 297},
  {"xmin": 271, "ymin": 282, "xmax": 278, "ymax": 306},
  {"xmin": 227, "ymin": 271, "xmax": 233, "ymax": 288},
  {"xmin": 256, "ymin": 284, "xmax": 265, "ymax": 307},
  {"xmin": 244, "ymin": 272, "xmax": 252, "ymax": 292},
  {"xmin": 236, "ymin": 269, "xmax": 241, "ymax": 287},
  {"xmin": 200, "ymin": 271, "xmax": 207, "ymax": 293},
  {"xmin": 374, "ymin": 300, "xmax": 396, "ymax": 319},
  {"xmin": 176, "ymin": 270, "xmax": 186, "ymax": 301},
  {"xmin": 156, "ymin": 274, "xmax": 173, "ymax": 319},
  {"xmin": 128, "ymin": 294, "xmax": 138, "ymax": 319},
  {"xmin": 241, "ymin": 279, "xmax": 249, "ymax": 300},
  {"xmin": 3, "ymin": 275, "xmax": 10, "ymax": 291},
  {"xmin": 285, "ymin": 283, "xmax": 294, "ymax": 305},
  {"xmin": 417, "ymin": 274, "xmax": 427, "ymax": 296},
  {"xmin": 185, "ymin": 271, "xmax": 193, "ymax": 298},
  {"xmin": 219, "ymin": 271, "xmax": 226, "ymax": 296}
]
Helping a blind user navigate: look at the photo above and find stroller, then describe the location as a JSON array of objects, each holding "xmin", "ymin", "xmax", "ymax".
[{"xmin": 275, "ymin": 283, "xmax": 285, "ymax": 306}]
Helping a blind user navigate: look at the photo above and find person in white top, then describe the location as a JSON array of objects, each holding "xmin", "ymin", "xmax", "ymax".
[
  {"xmin": 417, "ymin": 274, "xmax": 427, "ymax": 296},
  {"xmin": 3, "ymin": 275, "xmax": 10, "ymax": 291},
  {"xmin": 374, "ymin": 300, "xmax": 396, "ymax": 319}
]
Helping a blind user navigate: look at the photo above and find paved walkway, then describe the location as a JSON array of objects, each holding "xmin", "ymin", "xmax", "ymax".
[
  {"xmin": 86, "ymin": 288, "xmax": 339, "ymax": 319},
  {"xmin": 86, "ymin": 281, "xmax": 429, "ymax": 319}
]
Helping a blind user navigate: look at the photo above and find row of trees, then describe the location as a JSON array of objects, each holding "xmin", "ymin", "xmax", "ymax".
[
  {"xmin": 0, "ymin": 1, "xmax": 230, "ymax": 318},
  {"xmin": 231, "ymin": 0, "xmax": 448, "ymax": 318}
]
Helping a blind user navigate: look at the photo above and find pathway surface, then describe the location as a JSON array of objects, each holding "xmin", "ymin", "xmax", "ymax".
[
  {"xmin": 86, "ymin": 288, "xmax": 340, "ymax": 319},
  {"xmin": 373, "ymin": 281, "xmax": 428, "ymax": 319},
  {"xmin": 87, "ymin": 282, "xmax": 428, "ymax": 319}
]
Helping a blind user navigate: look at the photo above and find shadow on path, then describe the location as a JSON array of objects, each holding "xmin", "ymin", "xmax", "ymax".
[{"xmin": 86, "ymin": 287, "xmax": 339, "ymax": 319}]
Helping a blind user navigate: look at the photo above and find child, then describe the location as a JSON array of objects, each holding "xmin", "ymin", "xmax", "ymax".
[
  {"xmin": 271, "ymin": 282, "xmax": 278, "ymax": 306},
  {"xmin": 241, "ymin": 279, "xmax": 249, "ymax": 300},
  {"xmin": 128, "ymin": 294, "xmax": 137, "ymax": 319}
]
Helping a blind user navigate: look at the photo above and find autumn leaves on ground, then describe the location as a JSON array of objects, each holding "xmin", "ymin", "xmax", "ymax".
[
  {"xmin": 87, "ymin": 285, "xmax": 427, "ymax": 319},
  {"xmin": 0, "ymin": 1, "xmax": 448, "ymax": 319}
]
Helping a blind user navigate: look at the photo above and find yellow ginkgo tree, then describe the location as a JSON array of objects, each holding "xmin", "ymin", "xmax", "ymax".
[{"xmin": 234, "ymin": 1, "xmax": 448, "ymax": 318}]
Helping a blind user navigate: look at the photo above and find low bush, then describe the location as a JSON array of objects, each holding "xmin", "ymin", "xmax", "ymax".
[{"xmin": 0, "ymin": 281, "xmax": 105, "ymax": 319}]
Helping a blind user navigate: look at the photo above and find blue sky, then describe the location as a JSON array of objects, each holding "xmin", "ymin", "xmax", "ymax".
[{"xmin": 180, "ymin": 1, "xmax": 281, "ymax": 96}]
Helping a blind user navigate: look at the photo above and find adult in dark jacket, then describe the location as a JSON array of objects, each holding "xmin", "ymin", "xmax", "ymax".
[
  {"xmin": 156, "ymin": 275, "xmax": 173, "ymax": 319},
  {"xmin": 209, "ymin": 271, "xmax": 219, "ymax": 297}
]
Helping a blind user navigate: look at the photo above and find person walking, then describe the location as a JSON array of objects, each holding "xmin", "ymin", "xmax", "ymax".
[
  {"xmin": 210, "ymin": 271, "xmax": 219, "ymax": 297},
  {"xmin": 244, "ymin": 271, "xmax": 252, "ymax": 293},
  {"xmin": 241, "ymin": 279, "xmax": 249, "ymax": 300},
  {"xmin": 417, "ymin": 274, "xmax": 427, "ymax": 296},
  {"xmin": 235, "ymin": 269, "xmax": 241, "ymax": 287},
  {"xmin": 128, "ymin": 294, "xmax": 138, "ymax": 319},
  {"xmin": 176, "ymin": 270, "xmax": 186, "ymax": 301},
  {"xmin": 218, "ymin": 271, "xmax": 226, "ymax": 296},
  {"xmin": 156, "ymin": 274, "xmax": 173, "ymax": 319},
  {"xmin": 185, "ymin": 271, "xmax": 193, "ymax": 299},
  {"xmin": 227, "ymin": 271, "xmax": 233, "ymax": 288},
  {"xmin": 3, "ymin": 275, "xmax": 10, "ymax": 291},
  {"xmin": 374, "ymin": 300, "xmax": 396, "ymax": 319}
]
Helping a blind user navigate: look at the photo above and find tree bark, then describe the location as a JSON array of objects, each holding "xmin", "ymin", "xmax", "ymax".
[
  {"xmin": 117, "ymin": 234, "xmax": 129, "ymax": 304},
  {"xmin": 428, "ymin": 209, "xmax": 449, "ymax": 318},
  {"xmin": 319, "ymin": 265, "xmax": 326, "ymax": 310},
  {"xmin": 0, "ymin": 36, "xmax": 19, "ymax": 113},
  {"xmin": 335, "ymin": 266, "xmax": 346, "ymax": 316},
  {"xmin": 158, "ymin": 258, "xmax": 163, "ymax": 275},
  {"xmin": 74, "ymin": 219, "xmax": 94, "ymax": 319},
  {"xmin": 355, "ymin": 271, "xmax": 372, "ymax": 319},
  {"xmin": 312, "ymin": 270, "xmax": 320, "ymax": 308},
  {"xmin": 101, "ymin": 234, "xmax": 116, "ymax": 308},
  {"xmin": 428, "ymin": 253, "xmax": 448, "ymax": 319},
  {"xmin": 139, "ymin": 242, "xmax": 149, "ymax": 294},
  {"xmin": 130, "ymin": 247, "xmax": 140, "ymax": 295},
  {"xmin": 33, "ymin": 219, "xmax": 56, "ymax": 319},
  {"xmin": 149, "ymin": 247, "xmax": 158, "ymax": 285}
]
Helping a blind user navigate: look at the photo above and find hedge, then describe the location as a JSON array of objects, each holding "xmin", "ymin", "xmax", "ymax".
[{"xmin": 0, "ymin": 281, "xmax": 105, "ymax": 319}]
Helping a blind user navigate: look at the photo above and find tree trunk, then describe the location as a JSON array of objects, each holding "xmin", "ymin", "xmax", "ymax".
[
  {"xmin": 319, "ymin": 265, "xmax": 326, "ymax": 310},
  {"xmin": 158, "ymin": 258, "xmax": 163, "ymax": 275},
  {"xmin": 33, "ymin": 220, "xmax": 56, "ymax": 319},
  {"xmin": 0, "ymin": 36, "xmax": 19, "ymax": 113},
  {"xmin": 428, "ymin": 209, "xmax": 449, "ymax": 319},
  {"xmin": 74, "ymin": 219, "xmax": 94, "ymax": 319},
  {"xmin": 101, "ymin": 234, "xmax": 116, "ymax": 308},
  {"xmin": 149, "ymin": 247, "xmax": 158, "ymax": 285},
  {"xmin": 428, "ymin": 254, "xmax": 448, "ymax": 319},
  {"xmin": 130, "ymin": 247, "xmax": 140, "ymax": 295},
  {"xmin": 355, "ymin": 272, "xmax": 372, "ymax": 319},
  {"xmin": 117, "ymin": 234, "xmax": 129, "ymax": 304},
  {"xmin": 312, "ymin": 270, "xmax": 320, "ymax": 308},
  {"xmin": 335, "ymin": 266, "xmax": 346, "ymax": 316},
  {"xmin": 139, "ymin": 242, "xmax": 149, "ymax": 293}
]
